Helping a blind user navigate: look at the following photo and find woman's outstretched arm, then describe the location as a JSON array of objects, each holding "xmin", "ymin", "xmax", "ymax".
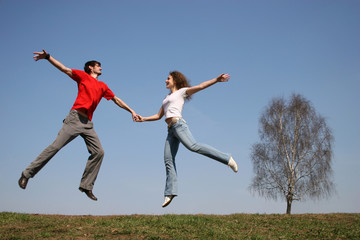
[
  {"xmin": 137, "ymin": 106, "xmax": 164, "ymax": 122},
  {"xmin": 186, "ymin": 73, "xmax": 230, "ymax": 97}
]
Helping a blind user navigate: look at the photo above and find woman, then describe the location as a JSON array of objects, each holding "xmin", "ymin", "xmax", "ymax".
[{"xmin": 137, "ymin": 71, "xmax": 238, "ymax": 207}]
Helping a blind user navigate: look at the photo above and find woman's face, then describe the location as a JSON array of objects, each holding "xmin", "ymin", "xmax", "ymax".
[{"xmin": 166, "ymin": 75, "xmax": 175, "ymax": 89}]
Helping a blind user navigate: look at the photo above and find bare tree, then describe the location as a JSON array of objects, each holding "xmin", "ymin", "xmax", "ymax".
[{"xmin": 249, "ymin": 93, "xmax": 335, "ymax": 214}]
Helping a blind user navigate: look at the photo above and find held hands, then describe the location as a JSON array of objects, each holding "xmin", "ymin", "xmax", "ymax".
[
  {"xmin": 135, "ymin": 115, "xmax": 144, "ymax": 122},
  {"xmin": 132, "ymin": 113, "xmax": 142, "ymax": 122},
  {"xmin": 33, "ymin": 49, "xmax": 49, "ymax": 61},
  {"xmin": 216, "ymin": 73, "xmax": 230, "ymax": 82}
]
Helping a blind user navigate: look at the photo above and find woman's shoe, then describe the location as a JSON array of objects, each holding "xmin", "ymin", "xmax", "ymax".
[
  {"xmin": 228, "ymin": 157, "xmax": 238, "ymax": 173},
  {"xmin": 162, "ymin": 195, "xmax": 176, "ymax": 208}
]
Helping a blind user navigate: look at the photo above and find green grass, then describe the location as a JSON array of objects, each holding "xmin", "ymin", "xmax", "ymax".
[{"xmin": 0, "ymin": 212, "xmax": 359, "ymax": 239}]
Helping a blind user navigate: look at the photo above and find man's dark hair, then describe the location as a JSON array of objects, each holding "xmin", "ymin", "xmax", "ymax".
[{"xmin": 84, "ymin": 60, "xmax": 101, "ymax": 74}]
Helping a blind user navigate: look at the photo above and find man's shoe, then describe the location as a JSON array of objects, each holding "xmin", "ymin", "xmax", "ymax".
[
  {"xmin": 79, "ymin": 187, "xmax": 98, "ymax": 201},
  {"xmin": 228, "ymin": 157, "xmax": 238, "ymax": 173},
  {"xmin": 162, "ymin": 195, "xmax": 176, "ymax": 208},
  {"xmin": 18, "ymin": 173, "xmax": 29, "ymax": 189}
]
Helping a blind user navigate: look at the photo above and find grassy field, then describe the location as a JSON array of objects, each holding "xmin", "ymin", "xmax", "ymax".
[{"xmin": 0, "ymin": 212, "xmax": 359, "ymax": 239}]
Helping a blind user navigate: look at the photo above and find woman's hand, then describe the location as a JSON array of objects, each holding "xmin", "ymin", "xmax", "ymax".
[
  {"xmin": 216, "ymin": 73, "xmax": 231, "ymax": 82},
  {"xmin": 135, "ymin": 115, "xmax": 145, "ymax": 122}
]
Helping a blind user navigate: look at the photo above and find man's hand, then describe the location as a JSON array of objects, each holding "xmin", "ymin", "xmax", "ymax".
[
  {"xmin": 132, "ymin": 113, "xmax": 141, "ymax": 122},
  {"xmin": 33, "ymin": 49, "xmax": 49, "ymax": 61},
  {"xmin": 135, "ymin": 115, "xmax": 144, "ymax": 122}
]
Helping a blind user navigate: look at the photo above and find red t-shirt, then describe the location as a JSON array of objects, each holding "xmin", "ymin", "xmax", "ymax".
[{"xmin": 70, "ymin": 69, "xmax": 115, "ymax": 120}]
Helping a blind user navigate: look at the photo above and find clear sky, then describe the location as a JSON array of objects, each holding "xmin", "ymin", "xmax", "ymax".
[{"xmin": 1, "ymin": 0, "xmax": 359, "ymax": 215}]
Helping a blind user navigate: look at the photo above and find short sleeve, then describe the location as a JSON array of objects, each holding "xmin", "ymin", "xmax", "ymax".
[
  {"xmin": 102, "ymin": 82, "xmax": 115, "ymax": 100},
  {"xmin": 180, "ymin": 87, "xmax": 189, "ymax": 98},
  {"xmin": 71, "ymin": 69, "xmax": 83, "ymax": 83}
]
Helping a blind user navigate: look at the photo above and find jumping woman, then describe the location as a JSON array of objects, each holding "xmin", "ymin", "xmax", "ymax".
[{"xmin": 137, "ymin": 71, "xmax": 238, "ymax": 207}]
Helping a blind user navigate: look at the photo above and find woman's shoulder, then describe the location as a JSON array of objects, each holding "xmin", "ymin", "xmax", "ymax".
[{"xmin": 178, "ymin": 87, "xmax": 189, "ymax": 93}]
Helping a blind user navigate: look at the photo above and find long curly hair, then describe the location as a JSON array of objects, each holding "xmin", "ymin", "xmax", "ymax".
[{"xmin": 169, "ymin": 71, "xmax": 192, "ymax": 100}]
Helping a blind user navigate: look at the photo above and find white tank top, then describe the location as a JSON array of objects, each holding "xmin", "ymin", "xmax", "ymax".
[{"xmin": 162, "ymin": 87, "xmax": 188, "ymax": 119}]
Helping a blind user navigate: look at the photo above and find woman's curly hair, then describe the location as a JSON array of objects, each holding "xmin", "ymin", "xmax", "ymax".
[{"xmin": 169, "ymin": 71, "xmax": 192, "ymax": 100}]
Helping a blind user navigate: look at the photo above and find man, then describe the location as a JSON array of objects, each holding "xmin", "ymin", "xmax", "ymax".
[{"xmin": 18, "ymin": 49, "xmax": 138, "ymax": 201}]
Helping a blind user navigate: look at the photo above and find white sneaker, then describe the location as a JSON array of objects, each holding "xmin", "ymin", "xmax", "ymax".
[
  {"xmin": 228, "ymin": 157, "xmax": 238, "ymax": 173},
  {"xmin": 162, "ymin": 195, "xmax": 176, "ymax": 208}
]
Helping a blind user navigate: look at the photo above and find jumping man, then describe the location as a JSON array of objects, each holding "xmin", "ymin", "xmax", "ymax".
[{"xmin": 18, "ymin": 49, "xmax": 139, "ymax": 201}]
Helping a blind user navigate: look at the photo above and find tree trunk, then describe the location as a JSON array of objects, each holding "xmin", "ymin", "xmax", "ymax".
[{"xmin": 286, "ymin": 197, "xmax": 292, "ymax": 214}]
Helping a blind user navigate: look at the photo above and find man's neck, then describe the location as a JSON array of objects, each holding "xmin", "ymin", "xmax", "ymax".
[{"xmin": 90, "ymin": 73, "xmax": 98, "ymax": 79}]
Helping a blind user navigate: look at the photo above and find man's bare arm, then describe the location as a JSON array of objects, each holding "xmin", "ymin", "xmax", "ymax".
[
  {"xmin": 112, "ymin": 96, "xmax": 139, "ymax": 122},
  {"xmin": 33, "ymin": 49, "xmax": 73, "ymax": 77}
]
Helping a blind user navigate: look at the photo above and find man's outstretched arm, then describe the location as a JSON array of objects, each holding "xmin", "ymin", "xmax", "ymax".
[
  {"xmin": 112, "ymin": 96, "xmax": 139, "ymax": 122},
  {"xmin": 33, "ymin": 49, "xmax": 73, "ymax": 77}
]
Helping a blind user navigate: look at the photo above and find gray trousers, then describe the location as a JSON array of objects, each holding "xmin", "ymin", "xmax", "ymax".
[{"xmin": 23, "ymin": 110, "xmax": 104, "ymax": 190}]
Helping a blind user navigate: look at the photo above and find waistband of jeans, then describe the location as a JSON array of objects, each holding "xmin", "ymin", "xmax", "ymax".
[{"xmin": 167, "ymin": 117, "xmax": 185, "ymax": 129}]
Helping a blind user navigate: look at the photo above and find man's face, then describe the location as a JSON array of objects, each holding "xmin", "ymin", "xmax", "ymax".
[{"xmin": 90, "ymin": 63, "xmax": 102, "ymax": 76}]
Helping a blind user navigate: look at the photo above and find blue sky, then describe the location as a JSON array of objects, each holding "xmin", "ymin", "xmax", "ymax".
[{"xmin": 1, "ymin": 0, "xmax": 359, "ymax": 215}]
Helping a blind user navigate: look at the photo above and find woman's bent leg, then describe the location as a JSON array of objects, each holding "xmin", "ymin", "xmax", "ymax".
[{"xmin": 173, "ymin": 120, "xmax": 231, "ymax": 165}]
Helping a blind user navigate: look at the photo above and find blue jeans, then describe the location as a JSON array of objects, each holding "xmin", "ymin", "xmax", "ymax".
[{"xmin": 164, "ymin": 119, "xmax": 231, "ymax": 196}]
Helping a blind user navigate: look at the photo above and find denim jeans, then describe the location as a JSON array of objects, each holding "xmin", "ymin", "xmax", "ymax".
[{"xmin": 164, "ymin": 119, "xmax": 231, "ymax": 196}]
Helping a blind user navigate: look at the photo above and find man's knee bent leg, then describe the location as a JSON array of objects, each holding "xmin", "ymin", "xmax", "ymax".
[{"xmin": 95, "ymin": 147, "xmax": 105, "ymax": 158}]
